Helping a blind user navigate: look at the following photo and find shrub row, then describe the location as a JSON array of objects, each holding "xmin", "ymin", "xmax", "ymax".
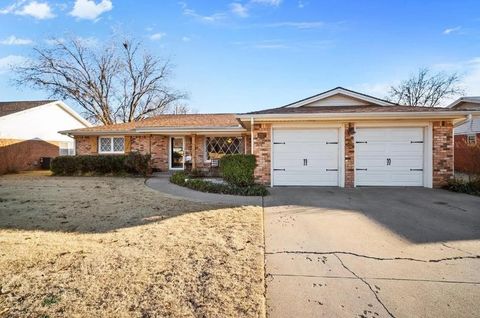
[
  {"xmin": 219, "ymin": 154, "xmax": 256, "ymax": 187},
  {"xmin": 50, "ymin": 152, "xmax": 151, "ymax": 176},
  {"xmin": 445, "ymin": 178, "xmax": 480, "ymax": 196},
  {"xmin": 170, "ymin": 171, "xmax": 268, "ymax": 196}
]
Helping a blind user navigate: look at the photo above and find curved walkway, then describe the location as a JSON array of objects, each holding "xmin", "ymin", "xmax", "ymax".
[{"xmin": 145, "ymin": 175, "xmax": 263, "ymax": 206}]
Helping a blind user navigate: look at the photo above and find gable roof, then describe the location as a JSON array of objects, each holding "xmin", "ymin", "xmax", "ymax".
[
  {"xmin": 61, "ymin": 113, "xmax": 245, "ymax": 135},
  {"xmin": 0, "ymin": 100, "xmax": 91, "ymax": 128},
  {"xmin": 281, "ymin": 87, "xmax": 396, "ymax": 108},
  {"xmin": 0, "ymin": 100, "xmax": 55, "ymax": 117},
  {"xmin": 447, "ymin": 96, "xmax": 480, "ymax": 109}
]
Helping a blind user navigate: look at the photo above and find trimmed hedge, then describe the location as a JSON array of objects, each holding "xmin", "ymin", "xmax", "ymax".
[
  {"xmin": 445, "ymin": 178, "xmax": 480, "ymax": 196},
  {"xmin": 170, "ymin": 171, "xmax": 268, "ymax": 196},
  {"xmin": 51, "ymin": 152, "xmax": 152, "ymax": 176},
  {"xmin": 220, "ymin": 154, "xmax": 256, "ymax": 187}
]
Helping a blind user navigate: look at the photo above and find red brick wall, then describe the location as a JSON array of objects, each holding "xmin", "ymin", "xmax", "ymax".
[
  {"xmin": 432, "ymin": 121, "xmax": 454, "ymax": 187},
  {"xmin": 0, "ymin": 139, "xmax": 59, "ymax": 173},
  {"xmin": 75, "ymin": 136, "xmax": 97, "ymax": 155},
  {"xmin": 150, "ymin": 135, "xmax": 168, "ymax": 171},
  {"xmin": 252, "ymin": 123, "xmax": 271, "ymax": 185},
  {"xmin": 344, "ymin": 123, "xmax": 355, "ymax": 188}
]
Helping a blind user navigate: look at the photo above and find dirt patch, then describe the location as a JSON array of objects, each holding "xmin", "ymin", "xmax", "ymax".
[{"xmin": 0, "ymin": 173, "xmax": 265, "ymax": 317}]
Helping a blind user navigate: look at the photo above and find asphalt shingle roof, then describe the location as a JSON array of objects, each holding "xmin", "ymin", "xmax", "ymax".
[
  {"xmin": 64, "ymin": 113, "xmax": 243, "ymax": 133},
  {"xmin": 0, "ymin": 100, "xmax": 55, "ymax": 117}
]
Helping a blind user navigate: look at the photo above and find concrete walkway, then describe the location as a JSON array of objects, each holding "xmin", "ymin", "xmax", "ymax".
[{"xmin": 145, "ymin": 175, "xmax": 263, "ymax": 206}]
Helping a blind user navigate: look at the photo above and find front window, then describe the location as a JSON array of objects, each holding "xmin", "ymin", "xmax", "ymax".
[
  {"xmin": 205, "ymin": 137, "xmax": 243, "ymax": 160},
  {"xmin": 59, "ymin": 141, "xmax": 75, "ymax": 156},
  {"xmin": 99, "ymin": 137, "xmax": 125, "ymax": 154},
  {"xmin": 467, "ymin": 134, "xmax": 476, "ymax": 145}
]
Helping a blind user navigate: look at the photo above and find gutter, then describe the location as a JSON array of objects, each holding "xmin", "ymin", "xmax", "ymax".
[
  {"xmin": 453, "ymin": 114, "xmax": 472, "ymax": 128},
  {"xmin": 60, "ymin": 126, "xmax": 247, "ymax": 136},
  {"xmin": 236, "ymin": 110, "xmax": 480, "ymax": 121}
]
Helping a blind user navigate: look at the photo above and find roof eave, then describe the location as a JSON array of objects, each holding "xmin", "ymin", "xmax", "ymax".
[
  {"xmin": 236, "ymin": 110, "xmax": 480, "ymax": 122},
  {"xmin": 60, "ymin": 126, "xmax": 247, "ymax": 136}
]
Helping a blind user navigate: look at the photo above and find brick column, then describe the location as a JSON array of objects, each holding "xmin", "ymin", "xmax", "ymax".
[
  {"xmin": 344, "ymin": 123, "xmax": 355, "ymax": 188},
  {"xmin": 253, "ymin": 123, "xmax": 271, "ymax": 185},
  {"xmin": 432, "ymin": 120, "xmax": 454, "ymax": 187}
]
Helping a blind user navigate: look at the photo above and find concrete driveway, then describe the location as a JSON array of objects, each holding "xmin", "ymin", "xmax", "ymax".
[{"xmin": 263, "ymin": 187, "xmax": 480, "ymax": 318}]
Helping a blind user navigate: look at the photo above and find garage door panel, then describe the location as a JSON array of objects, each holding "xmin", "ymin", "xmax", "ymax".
[
  {"xmin": 273, "ymin": 128, "xmax": 339, "ymax": 186},
  {"xmin": 356, "ymin": 127, "xmax": 424, "ymax": 187}
]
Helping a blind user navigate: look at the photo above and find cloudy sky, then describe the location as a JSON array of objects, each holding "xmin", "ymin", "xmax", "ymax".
[{"xmin": 0, "ymin": 0, "xmax": 479, "ymax": 113}]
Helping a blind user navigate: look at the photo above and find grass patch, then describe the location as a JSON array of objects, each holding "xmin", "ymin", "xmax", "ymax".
[
  {"xmin": 170, "ymin": 171, "xmax": 268, "ymax": 196},
  {"xmin": 42, "ymin": 294, "xmax": 59, "ymax": 307},
  {"xmin": 0, "ymin": 173, "xmax": 265, "ymax": 317}
]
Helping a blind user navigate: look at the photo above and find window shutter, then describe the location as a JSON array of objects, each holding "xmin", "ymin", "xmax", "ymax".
[
  {"xmin": 91, "ymin": 136, "xmax": 98, "ymax": 154},
  {"xmin": 125, "ymin": 136, "xmax": 131, "ymax": 153}
]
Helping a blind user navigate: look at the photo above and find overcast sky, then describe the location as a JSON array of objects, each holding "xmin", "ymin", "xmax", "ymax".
[{"xmin": 1, "ymin": 0, "xmax": 479, "ymax": 113}]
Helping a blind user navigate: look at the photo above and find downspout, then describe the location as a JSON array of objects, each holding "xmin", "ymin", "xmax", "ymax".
[
  {"xmin": 250, "ymin": 117, "xmax": 254, "ymax": 155},
  {"xmin": 454, "ymin": 114, "xmax": 472, "ymax": 128}
]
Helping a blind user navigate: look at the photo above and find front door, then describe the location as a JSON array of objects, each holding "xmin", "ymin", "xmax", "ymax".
[{"xmin": 170, "ymin": 137, "xmax": 184, "ymax": 170}]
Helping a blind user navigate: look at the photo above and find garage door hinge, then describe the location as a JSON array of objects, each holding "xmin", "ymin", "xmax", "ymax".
[
  {"xmin": 326, "ymin": 141, "xmax": 338, "ymax": 144},
  {"xmin": 356, "ymin": 168, "xmax": 368, "ymax": 171},
  {"xmin": 273, "ymin": 168, "xmax": 285, "ymax": 171},
  {"xmin": 273, "ymin": 142, "xmax": 285, "ymax": 144},
  {"xmin": 326, "ymin": 169, "xmax": 338, "ymax": 171},
  {"xmin": 410, "ymin": 168, "xmax": 423, "ymax": 171},
  {"xmin": 356, "ymin": 141, "xmax": 367, "ymax": 144},
  {"xmin": 410, "ymin": 141, "xmax": 423, "ymax": 143}
]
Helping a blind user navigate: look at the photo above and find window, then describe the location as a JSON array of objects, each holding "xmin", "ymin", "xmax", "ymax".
[
  {"xmin": 205, "ymin": 137, "xmax": 243, "ymax": 160},
  {"xmin": 99, "ymin": 137, "xmax": 125, "ymax": 154},
  {"xmin": 59, "ymin": 141, "xmax": 75, "ymax": 156},
  {"xmin": 467, "ymin": 134, "xmax": 477, "ymax": 145}
]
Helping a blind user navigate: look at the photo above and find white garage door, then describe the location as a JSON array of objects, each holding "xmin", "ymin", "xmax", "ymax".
[
  {"xmin": 355, "ymin": 127, "xmax": 424, "ymax": 186},
  {"xmin": 272, "ymin": 128, "xmax": 339, "ymax": 186}
]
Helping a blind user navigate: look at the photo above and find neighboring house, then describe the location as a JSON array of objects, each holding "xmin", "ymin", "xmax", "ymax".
[
  {"xmin": 448, "ymin": 96, "xmax": 480, "ymax": 145},
  {"xmin": 447, "ymin": 97, "xmax": 480, "ymax": 174},
  {"xmin": 0, "ymin": 100, "xmax": 91, "ymax": 172},
  {"xmin": 61, "ymin": 87, "xmax": 480, "ymax": 188}
]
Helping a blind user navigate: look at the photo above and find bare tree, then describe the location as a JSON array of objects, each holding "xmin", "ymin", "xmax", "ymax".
[
  {"xmin": 14, "ymin": 37, "xmax": 188, "ymax": 124},
  {"xmin": 387, "ymin": 68, "xmax": 464, "ymax": 107}
]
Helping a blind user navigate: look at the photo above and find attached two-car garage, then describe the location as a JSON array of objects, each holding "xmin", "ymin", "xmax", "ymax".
[{"xmin": 272, "ymin": 126, "xmax": 426, "ymax": 187}]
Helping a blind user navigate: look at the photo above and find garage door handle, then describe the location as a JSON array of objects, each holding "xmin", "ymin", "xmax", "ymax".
[
  {"xmin": 411, "ymin": 141, "xmax": 423, "ymax": 144},
  {"xmin": 326, "ymin": 169, "xmax": 338, "ymax": 171},
  {"xmin": 273, "ymin": 169, "xmax": 285, "ymax": 171},
  {"xmin": 274, "ymin": 142, "xmax": 285, "ymax": 144},
  {"xmin": 356, "ymin": 141, "xmax": 367, "ymax": 144},
  {"xmin": 356, "ymin": 168, "xmax": 367, "ymax": 171},
  {"xmin": 326, "ymin": 141, "xmax": 338, "ymax": 144},
  {"xmin": 410, "ymin": 168, "xmax": 423, "ymax": 171}
]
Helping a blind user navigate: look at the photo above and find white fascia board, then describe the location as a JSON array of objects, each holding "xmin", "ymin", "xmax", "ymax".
[
  {"xmin": 237, "ymin": 111, "xmax": 480, "ymax": 122},
  {"xmin": 285, "ymin": 88, "xmax": 394, "ymax": 108}
]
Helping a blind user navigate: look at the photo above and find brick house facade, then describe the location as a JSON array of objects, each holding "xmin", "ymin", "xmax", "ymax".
[{"xmin": 63, "ymin": 88, "xmax": 477, "ymax": 189}]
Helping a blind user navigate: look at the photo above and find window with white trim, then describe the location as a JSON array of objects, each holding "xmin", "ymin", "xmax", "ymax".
[
  {"xmin": 99, "ymin": 137, "xmax": 125, "ymax": 154},
  {"xmin": 467, "ymin": 134, "xmax": 476, "ymax": 145},
  {"xmin": 59, "ymin": 141, "xmax": 75, "ymax": 156},
  {"xmin": 205, "ymin": 137, "xmax": 243, "ymax": 160}
]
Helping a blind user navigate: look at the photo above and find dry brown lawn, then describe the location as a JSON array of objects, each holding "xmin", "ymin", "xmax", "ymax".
[{"xmin": 0, "ymin": 172, "xmax": 265, "ymax": 317}]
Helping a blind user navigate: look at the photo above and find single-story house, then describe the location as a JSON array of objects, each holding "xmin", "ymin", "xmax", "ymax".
[
  {"xmin": 448, "ymin": 96, "xmax": 480, "ymax": 145},
  {"xmin": 0, "ymin": 100, "xmax": 91, "ymax": 173},
  {"xmin": 61, "ymin": 87, "xmax": 480, "ymax": 188}
]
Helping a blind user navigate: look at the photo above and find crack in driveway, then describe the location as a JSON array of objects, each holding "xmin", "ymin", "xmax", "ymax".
[
  {"xmin": 268, "ymin": 273, "xmax": 480, "ymax": 285},
  {"xmin": 334, "ymin": 254, "xmax": 396, "ymax": 318},
  {"xmin": 266, "ymin": 250, "xmax": 480, "ymax": 263}
]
